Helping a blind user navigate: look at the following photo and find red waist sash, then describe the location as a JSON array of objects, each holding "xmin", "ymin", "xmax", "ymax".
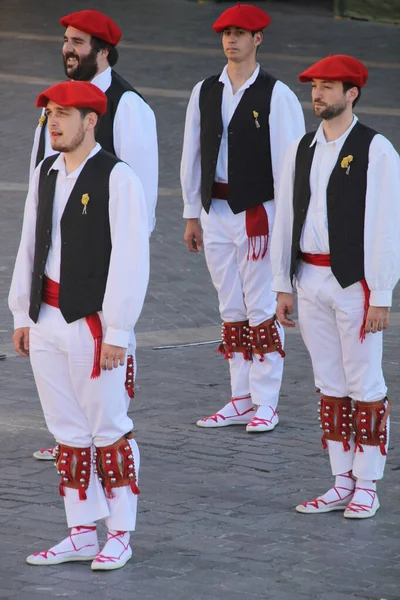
[
  {"xmin": 212, "ymin": 182, "xmax": 269, "ymax": 262},
  {"xmin": 42, "ymin": 276, "xmax": 102, "ymax": 378},
  {"xmin": 299, "ymin": 253, "xmax": 370, "ymax": 342}
]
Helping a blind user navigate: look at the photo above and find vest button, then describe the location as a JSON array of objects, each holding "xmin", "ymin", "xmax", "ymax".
[
  {"xmin": 36, "ymin": 304, "xmax": 39, "ymax": 309},
  {"xmin": 217, "ymin": 134, "xmax": 222, "ymax": 138},
  {"xmin": 46, "ymin": 229, "xmax": 50, "ymax": 234}
]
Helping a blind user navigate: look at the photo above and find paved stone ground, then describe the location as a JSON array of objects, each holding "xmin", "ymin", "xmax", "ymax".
[{"xmin": 0, "ymin": 1, "xmax": 400, "ymax": 599}]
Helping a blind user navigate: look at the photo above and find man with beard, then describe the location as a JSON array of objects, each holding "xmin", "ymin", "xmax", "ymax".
[
  {"xmin": 31, "ymin": 9, "xmax": 157, "ymax": 461},
  {"xmin": 181, "ymin": 4, "xmax": 305, "ymax": 433},
  {"xmin": 9, "ymin": 81, "xmax": 149, "ymax": 568},
  {"xmin": 271, "ymin": 55, "xmax": 400, "ymax": 518}
]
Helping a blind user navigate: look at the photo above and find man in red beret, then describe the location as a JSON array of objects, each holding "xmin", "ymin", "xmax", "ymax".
[
  {"xmin": 30, "ymin": 9, "xmax": 158, "ymax": 462},
  {"xmin": 181, "ymin": 4, "xmax": 305, "ymax": 433},
  {"xmin": 271, "ymin": 55, "xmax": 400, "ymax": 518},
  {"xmin": 9, "ymin": 81, "xmax": 149, "ymax": 568}
]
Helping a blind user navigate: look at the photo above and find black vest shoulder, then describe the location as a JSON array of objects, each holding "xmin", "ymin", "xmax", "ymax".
[
  {"xmin": 95, "ymin": 70, "xmax": 146, "ymax": 156},
  {"xmin": 290, "ymin": 121, "xmax": 378, "ymax": 288},
  {"xmin": 199, "ymin": 68, "xmax": 277, "ymax": 214},
  {"xmin": 30, "ymin": 149, "xmax": 121, "ymax": 323}
]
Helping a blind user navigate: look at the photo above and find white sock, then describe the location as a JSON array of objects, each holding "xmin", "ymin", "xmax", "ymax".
[
  {"xmin": 215, "ymin": 394, "xmax": 253, "ymax": 418},
  {"xmin": 97, "ymin": 530, "xmax": 131, "ymax": 560},
  {"xmin": 318, "ymin": 471, "xmax": 355, "ymax": 503}
]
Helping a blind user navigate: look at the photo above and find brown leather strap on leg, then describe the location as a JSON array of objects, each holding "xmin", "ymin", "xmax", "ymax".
[
  {"xmin": 248, "ymin": 316, "xmax": 285, "ymax": 361},
  {"xmin": 353, "ymin": 398, "xmax": 391, "ymax": 456},
  {"xmin": 318, "ymin": 395, "xmax": 353, "ymax": 452},
  {"xmin": 95, "ymin": 433, "xmax": 140, "ymax": 499},
  {"xmin": 54, "ymin": 444, "xmax": 92, "ymax": 501},
  {"xmin": 218, "ymin": 320, "xmax": 252, "ymax": 360}
]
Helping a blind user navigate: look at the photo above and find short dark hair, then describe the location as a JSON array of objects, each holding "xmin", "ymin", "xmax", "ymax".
[
  {"xmin": 343, "ymin": 82, "xmax": 361, "ymax": 107},
  {"xmin": 90, "ymin": 36, "xmax": 119, "ymax": 67},
  {"xmin": 77, "ymin": 107, "xmax": 100, "ymax": 119}
]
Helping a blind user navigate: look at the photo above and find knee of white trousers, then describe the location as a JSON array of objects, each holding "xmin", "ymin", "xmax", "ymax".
[
  {"xmin": 228, "ymin": 354, "xmax": 251, "ymax": 398},
  {"xmin": 249, "ymin": 349, "xmax": 284, "ymax": 408},
  {"xmin": 352, "ymin": 445, "xmax": 387, "ymax": 481},
  {"xmin": 64, "ymin": 473, "xmax": 110, "ymax": 528},
  {"xmin": 92, "ymin": 415, "xmax": 134, "ymax": 448},
  {"xmin": 327, "ymin": 440, "xmax": 355, "ymax": 476},
  {"xmin": 104, "ymin": 439, "xmax": 140, "ymax": 532}
]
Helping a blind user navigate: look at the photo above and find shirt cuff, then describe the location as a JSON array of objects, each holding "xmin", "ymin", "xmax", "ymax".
[
  {"xmin": 272, "ymin": 276, "xmax": 293, "ymax": 295},
  {"xmin": 183, "ymin": 204, "xmax": 202, "ymax": 219},
  {"xmin": 13, "ymin": 312, "xmax": 34, "ymax": 329},
  {"xmin": 104, "ymin": 326, "xmax": 130, "ymax": 348},
  {"xmin": 369, "ymin": 290, "xmax": 392, "ymax": 307}
]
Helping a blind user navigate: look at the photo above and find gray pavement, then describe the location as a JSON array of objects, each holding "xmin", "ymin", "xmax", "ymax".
[{"xmin": 1, "ymin": 1, "xmax": 400, "ymax": 598}]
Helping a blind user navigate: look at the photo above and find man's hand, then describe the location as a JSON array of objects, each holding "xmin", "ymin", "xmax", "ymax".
[
  {"xmin": 100, "ymin": 343, "xmax": 126, "ymax": 371},
  {"xmin": 13, "ymin": 327, "xmax": 30, "ymax": 357},
  {"xmin": 184, "ymin": 218, "xmax": 203, "ymax": 252},
  {"xmin": 364, "ymin": 306, "xmax": 390, "ymax": 334},
  {"xmin": 276, "ymin": 292, "xmax": 296, "ymax": 327}
]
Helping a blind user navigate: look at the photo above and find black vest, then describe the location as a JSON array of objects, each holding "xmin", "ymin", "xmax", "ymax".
[
  {"xmin": 199, "ymin": 69, "xmax": 276, "ymax": 215},
  {"xmin": 35, "ymin": 70, "xmax": 145, "ymax": 167},
  {"xmin": 290, "ymin": 121, "xmax": 377, "ymax": 288},
  {"xmin": 29, "ymin": 150, "xmax": 121, "ymax": 323}
]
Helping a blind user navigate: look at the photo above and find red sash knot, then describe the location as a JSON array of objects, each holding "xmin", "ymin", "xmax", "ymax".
[
  {"xmin": 299, "ymin": 253, "xmax": 370, "ymax": 343},
  {"xmin": 42, "ymin": 276, "xmax": 102, "ymax": 378}
]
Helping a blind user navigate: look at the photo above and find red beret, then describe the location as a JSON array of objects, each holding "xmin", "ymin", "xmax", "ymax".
[
  {"xmin": 213, "ymin": 4, "xmax": 271, "ymax": 33},
  {"xmin": 60, "ymin": 9, "xmax": 122, "ymax": 46},
  {"xmin": 36, "ymin": 81, "xmax": 107, "ymax": 116},
  {"xmin": 299, "ymin": 55, "xmax": 368, "ymax": 88}
]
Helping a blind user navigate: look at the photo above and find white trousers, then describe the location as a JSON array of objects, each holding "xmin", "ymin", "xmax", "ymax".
[
  {"xmin": 201, "ymin": 200, "xmax": 284, "ymax": 408},
  {"xmin": 29, "ymin": 303, "xmax": 139, "ymax": 530},
  {"xmin": 296, "ymin": 262, "xmax": 388, "ymax": 480}
]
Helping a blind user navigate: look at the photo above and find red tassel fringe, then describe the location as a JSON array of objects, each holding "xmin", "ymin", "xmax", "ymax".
[
  {"xmin": 59, "ymin": 482, "xmax": 65, "ymax": 497},
  {"xmin": 245, "ymin": 205, "xmax": 269, "ymax": 262},
  {"xmin": 106, "ymin": 485, "xmax": 115, "ymax": 499},
  {"xmin": 321, "ymin": 436, "xmax": 327, "ymax": 450},
  {"xmin": 79, "ymin": 487, "xmax": 87, "ymax": 501},
  {"xmin": 130, "ymin": 480, "xmax": 140, "ymax": 495}
]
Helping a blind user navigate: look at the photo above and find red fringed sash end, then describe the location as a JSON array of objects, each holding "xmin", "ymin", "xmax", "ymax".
[
  {"xmin": 245, "ymin": 205, "xmax": 269, "ymax": 262},
  {"xmin": 359, "ymin": 279, "xmax": 371, "ymax": 343}
]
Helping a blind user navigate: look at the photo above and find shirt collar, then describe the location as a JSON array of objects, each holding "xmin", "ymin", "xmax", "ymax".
[
  {"xmin": 47, "ymin": 143, "xmax": 102, "ymax": 178},
  {"xmin": 310, "ymin": 115, "xmax": 359, "ymax": 147},
  {"xmin": 219, "ymin": 63, "xmax": 260, "ymax": 94},
  {"xmin": 90, "ymin": 66, "xmax": 112, "ymax": 93}
]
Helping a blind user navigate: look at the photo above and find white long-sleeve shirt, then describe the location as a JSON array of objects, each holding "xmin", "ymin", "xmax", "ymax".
[
  {"xmin": 29, "ymin": 67, "xmax": 158, "ymax": 236},
  {"xmin": 180, "ymin": 63, "xmax": 305, "ymax": 218},
  {"xmin": 10, "ymin": 144, "xmax": 150, "ymax": 348},
  {"xmin": 271, "ymin": 116, "xmax": 400, "ymax": 307}
]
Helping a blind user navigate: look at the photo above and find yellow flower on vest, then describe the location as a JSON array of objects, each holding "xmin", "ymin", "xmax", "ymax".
[
  {"xmin": 253, "ymin": 110, "xmax": 260, "ymax": 129},
  {"xmin": 81, "ymin": 193, "xmax": 90, "ymax": 215},
  {"xmin": 39, "ymin": 115, "xmax": 46, "ymax": 128},
  {"xmin": 341, "ymin": 154, "xmax": 353, "ymax": 175}
]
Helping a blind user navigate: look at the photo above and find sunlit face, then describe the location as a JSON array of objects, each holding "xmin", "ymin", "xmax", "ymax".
[
  {"xmin": 45, "ymin": 101, "xmax": 89, "ymax": 152},
  {"xmin": 311, "ymin": 79, "xmax": 356, "ymax": 120},
  {"xmin": 222, "ymin": 27, "xmax": 262, "ymax": 63},
  {"xmin": 62, "ymin": 26, "xmax": 98, "ymax": 81}
]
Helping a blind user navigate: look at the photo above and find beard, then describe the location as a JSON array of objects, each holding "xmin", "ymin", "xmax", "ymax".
[
  {"xmin": 313, "ymin": 100, "xmax": 347, "ymax": 121},
  {"xmin": 51, "ymin": 124, "xmax": 86, "ymax": 153},
  {"xmin": 63, "ymin": 47, "xmax": 98, "ymax": 81}
]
